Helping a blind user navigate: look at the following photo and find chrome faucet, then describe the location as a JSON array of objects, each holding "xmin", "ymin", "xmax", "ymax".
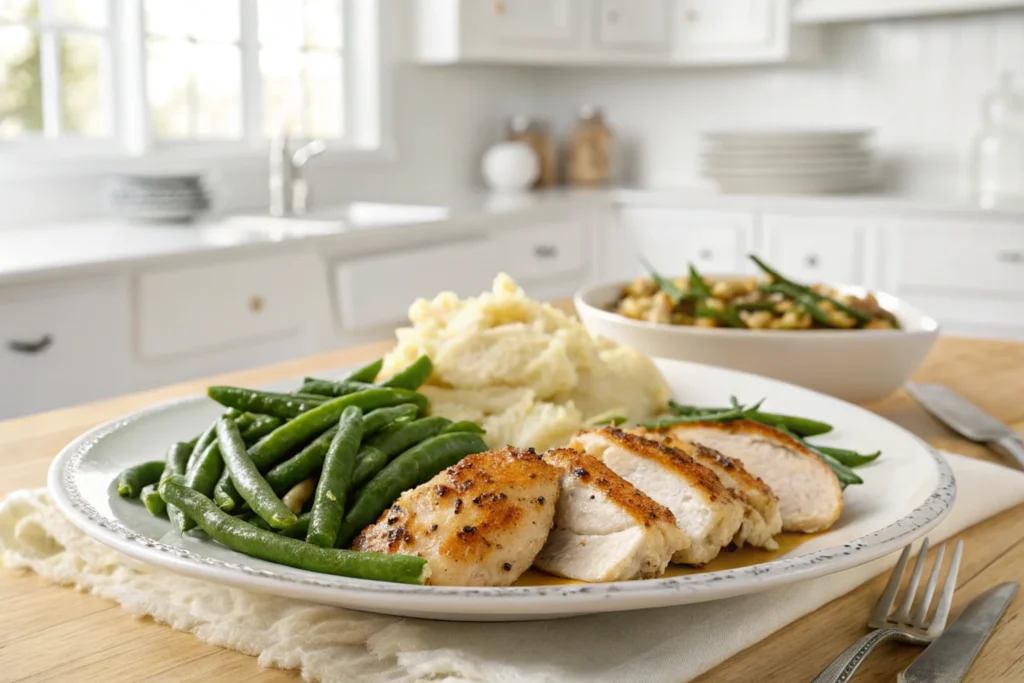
[{"xmin": 269, "ymin": 130, "xmax": 326, "ymax": 217}]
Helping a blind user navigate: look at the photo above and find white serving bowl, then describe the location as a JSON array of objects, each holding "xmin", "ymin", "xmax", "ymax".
[{"xmin": 575, "ymin": 281, "xmax": 940, "ymax": 403}]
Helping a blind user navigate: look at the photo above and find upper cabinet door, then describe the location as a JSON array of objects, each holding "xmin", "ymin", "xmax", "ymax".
[
  {"xmin": 594, "ymin": 0, "xmax": 671, "ymax": 50},
  {"xmin": 676, "ymin": 0, "xmax": 780, "ymax": 60},
  {"xmin": 489, "ymin": 0, "xmax": 579, "ymax": 45}
]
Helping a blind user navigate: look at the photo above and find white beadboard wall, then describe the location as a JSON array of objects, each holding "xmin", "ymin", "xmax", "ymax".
[{"xmin": 533, "ymin": 11, "xmax": 1024, "ymax": 199}]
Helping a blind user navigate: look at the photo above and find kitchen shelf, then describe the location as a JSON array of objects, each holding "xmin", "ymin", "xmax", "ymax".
[{"xmin": 794, "ymin": 0, "xmax": 1024, "ymax": 23}]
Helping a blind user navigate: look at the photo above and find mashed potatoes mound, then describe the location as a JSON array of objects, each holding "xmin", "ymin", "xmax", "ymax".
[{"xmin": 381, "ymin": 274, "xmax": 669, "ymax": 450}]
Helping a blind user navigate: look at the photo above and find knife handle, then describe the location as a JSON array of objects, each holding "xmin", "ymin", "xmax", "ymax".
[{"xmin": 994, "ymin": 434, "xmax": 1024, "ymax": 470}]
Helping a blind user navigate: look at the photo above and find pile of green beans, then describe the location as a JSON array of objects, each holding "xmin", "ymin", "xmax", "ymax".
[
  {"xmin": 642, "ymin": 397, "xmax": 880, "ymax": 488},
  {"xmin": 114, "ymin": 355, "xmax": 490, "ymax": 584}
]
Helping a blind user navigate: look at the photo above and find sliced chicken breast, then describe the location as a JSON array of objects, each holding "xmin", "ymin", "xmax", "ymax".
[
  {"xmin": 664, "ymin": 420, "xmax": 842, "ymax": 533},
  {"xmin": 534, "ymin": 448, "xmax": 688, "ymax": 582},
  {"xmin": 633, "ymin": 428, "xmax": 782, "ymax": 551},
  {"xmin": 351, "ymin": 446, "xmax": 559, "ymax": 586},
  {"xmin": 569, "ymin": 427, "xmax": 745, "ymax": 566}
]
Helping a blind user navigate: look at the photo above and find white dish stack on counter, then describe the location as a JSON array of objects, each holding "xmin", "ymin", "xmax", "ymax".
[{"xmin": 700, "ymin": 128, "xmax": 876, "ymax": 195}]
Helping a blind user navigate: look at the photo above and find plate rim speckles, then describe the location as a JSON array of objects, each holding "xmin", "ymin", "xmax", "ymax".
[{"xmin": 47, "ymin": 360, "xmax": 955, "ymax": 621}]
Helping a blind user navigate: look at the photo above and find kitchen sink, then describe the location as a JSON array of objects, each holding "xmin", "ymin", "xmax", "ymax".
[{"xmin": 309, "ymin": 202, "xmax": 450, "ymax": 228}]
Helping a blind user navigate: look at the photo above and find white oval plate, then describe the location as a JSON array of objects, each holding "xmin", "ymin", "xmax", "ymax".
[{"xmin": 49, "ymin": 360, "xmax": 954, "ymax": 622}]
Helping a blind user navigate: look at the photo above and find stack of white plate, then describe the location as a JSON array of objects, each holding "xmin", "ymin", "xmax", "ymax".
[
  {"xmin": 109, "ymin": 174, "xmax": 211, "ymax": 223},
  {"xmin": 700, "ymin": 129, "xmax": 876, "ymax": 195}
]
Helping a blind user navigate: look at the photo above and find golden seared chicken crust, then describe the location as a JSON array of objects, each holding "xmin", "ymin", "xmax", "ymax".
[
  {"xmin": 351, "ymin": 446, "xmax": 559, "ymax": 586},
  {"xmin": 585, "ymin": 427, "xmax": 737, "ymax": 505},
  {"xmin": 542, "ymin": 448, "xmax": 678, "ymax": 529}
]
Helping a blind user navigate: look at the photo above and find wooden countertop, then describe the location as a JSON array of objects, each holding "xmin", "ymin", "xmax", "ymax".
[{"xmin": 3, "ymin": 336, "xmax": 1024, "ymax": 682}]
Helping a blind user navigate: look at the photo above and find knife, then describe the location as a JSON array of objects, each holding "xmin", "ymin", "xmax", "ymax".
[
  {"xmin": 898, "ymin": 582, "xmax": 1018, "ymax": 683},
  {"xmin": 906, "ymin": 382, "xmax": 1024, "ymax": 469}
]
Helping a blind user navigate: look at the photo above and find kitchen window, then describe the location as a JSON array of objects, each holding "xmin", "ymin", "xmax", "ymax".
[{"xmin": 0, "ymin": 0, "xmax": 380, "ymax": 163}]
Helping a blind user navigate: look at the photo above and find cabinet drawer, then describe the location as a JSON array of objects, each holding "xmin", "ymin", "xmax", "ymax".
[
  {"xmin": 334, "ymin": 240, "xmax": 495, "ymax": 332},
  {"xmin": 890, "ymin": 221, "xmax": 1024, "ymax": 294},
  {"xmin": 493, "ymin": 222, "xmax": 586, "ymax": 282},
  {"xmin": 594, "ymin": 0, "xmax": 671, "ymax": 49},
  {"xmin": 137, "ymin": 255, "xmax": 311, "ymax": 361},
  {"xmin": 0, "ymin": 278, "xmax": 132, "ymax": 418},
  {"xmin": 762, "ymin": 215, "xmax": 865, "ymax": 285},
  {"xmin": 621, "ymin": 207, "xmax": 754, "ymax": 277}
]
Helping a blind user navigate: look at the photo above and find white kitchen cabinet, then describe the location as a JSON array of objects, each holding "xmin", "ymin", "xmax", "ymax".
[
  {"xmin": 0, "ymin": 277, "xmax": 133, "ymax": 419},
  {"xmin": 414, "ymin": 0, "xmax": 817, "ymax": 66},
  {"xmin": 611, "ymin": 207, "xmax": 756, "ymax": 280},
  {"xmin": 674, "ymin": 0, "xmax": 820, "ymax": 64},
  {"xmin": 593, "ymin": 0, "xmax": 671, "ymax": 50},
  {"xmin": 795, "ymin": 0, "xmax": 1024, "ymax": 24},
  {"xmin": 761, "ymin": 214, "xmax": 868, "ymax": 285},
  {"xmin": 492, "ymin": 221, "xmax": 588, "ymax": 283}
]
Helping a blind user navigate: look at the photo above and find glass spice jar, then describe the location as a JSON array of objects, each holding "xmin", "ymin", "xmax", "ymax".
[
  {"xmin": 506, "ymin": 115, "xmax": 558, "ymax": 188},
  {"xmin": 567, "ymin": 105, "xmax": 613, "ymax": 186}
]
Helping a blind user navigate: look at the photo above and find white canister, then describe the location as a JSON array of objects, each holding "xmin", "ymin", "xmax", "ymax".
[{"xmin": 481, "ymin": 141, "xmax": 540, "ymax": 192}]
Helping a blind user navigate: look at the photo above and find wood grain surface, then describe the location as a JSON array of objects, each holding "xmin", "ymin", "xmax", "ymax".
[{"xmin": 2, "ymin": 336, "xmax": 1023, "ymax": 682}]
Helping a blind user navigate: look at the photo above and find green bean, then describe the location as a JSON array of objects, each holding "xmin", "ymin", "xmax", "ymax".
[
  {"xmin": 813, "ymin": 445, "xmax": 881, "ymax": 468},
  {"xmin": 668, "ymin": 401, "xmax": 833, "ymax": 437},
  {"xmin": 638, "ymin": 405, "xmax": 751, "ymax": 430},
  {"xmin": 308, "ymin": 406, "xmax": 364, "ymax": 548},
  {"xmin": 336, "ymin": 431, "xmax": 488, "ymax": 548},
  {"xmin": 380, "ymin": 355, "xmax": 433, "ymax": 390},
  {"xmin": 640, "ymin": 256, "xmax": 689, "ymax": 305},
  {"xmin": 279, "ymin": 511, "xmax": 312, "ymax": 539},
  {"xmin": 240, "ymin": 415, "xmax": 284, "ymax": 442},
  {"xmin": 751, "ymin": 255, "xmax": 872, "ymax": 324},
  {"xmin": 773, "ymin": 426, "xmax": 864, "ymax": 488},
  {"xmin": 207, "ymin": 387, "xmax": 326, "ymax": 419},
  {"xmin": 159, "ymin": 479, "xmax": 429, "ymax": 585},
  {"xmin": 440, "ymin": 420, "xmax": 486, "ymax": 435},
  {"xmin": 216, "ymin": 418, "xmax": 296, "ymax": 529},
  {"xmin": 590, "ymin": 415, "xmax": 627, "ymax": 427},
  {"xmin": 140, "ymin": 485, "xmax": 166, "ymax": 516},
  {"xmin": 174, "ymin": 437, "xmax": 227, "ymax": 532},
  {"xmin": 342, "ymin": 358, "xmax": 384, "ymax": 383},
  {"xmin": 300, "ymin": 379, "xmax": 376, "ymax": 398},
  {"xmin": 350, "ymin": 416, "xmax": 453, "ymax": 489},
  {"xmin": 141, "ymin": 442, "xmax": 193, "ymax": 517},
  {"xmin": 265, "ymin": 425, "xmax": 339, "ymax": 495},
  {"xmin": 116, "ymin": 460, "xmax": 165, "ymax": 498},
  {"xmin": 362, "ymin": 404, "xmax": 419, "ymax": 435},
  {"xmin": 248, "ymin": 389, "xmax": 428, "ymax": 471},
  {"xmin": 762, "ymin": 282, "xmax": 835, "ymax": 327}
]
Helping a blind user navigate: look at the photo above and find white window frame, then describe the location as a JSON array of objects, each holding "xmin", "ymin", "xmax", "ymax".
[{"xmin": 1, "ymin": 0, "xmax": 388, "ymax": 177}]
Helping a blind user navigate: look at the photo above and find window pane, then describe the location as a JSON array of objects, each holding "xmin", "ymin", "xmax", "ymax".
[
  {"xmin": 304, "ymin": 0, "xmax": 341, "ymax": 49},
  {"xmin": 259, "ymin": 0, "xmax": 303, "ymax": 48},
  {"xmin": 61, "ymin": 32, "xmax": 107, "ymax": 136},
  {"xmin": 189, "ymin": 0, "xmax": 239, "ymax": 42},
  {"xmin": 194, "ymin": 43, "xmax": 241, "ymax": 138},
  {"xmin": 261, "ymin": 48, "xmax": 302, "ymax": 137},
  {"xmin": 53, "ymin": 0, "xmax": 107, "ymax": 27},
  {"xmin": 305, "ymin": 51, "xmax": 341, "ymax": 138},
  {"xmin": 0, "ymin": 0, "xmax": 39, "ymax": 22},
  {"xmin": 147, "ymin": 38, "xmax": 190, "ymax": 138},
  {"xmin": 145, "ymin": 0, "xmax": 192, "ymax": 39},
  {"xmin": 0, "ymin": 26, "xmax": 42, "ymax": 137}
]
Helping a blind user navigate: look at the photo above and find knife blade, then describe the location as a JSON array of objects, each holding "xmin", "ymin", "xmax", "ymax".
[
  {"xmin": 906, "ymin": 382, "xmax": 1024, "ymax": 469},
  {"xmin": 898, "ymin": 582, "xmax": 1018, "ymax": 683}
]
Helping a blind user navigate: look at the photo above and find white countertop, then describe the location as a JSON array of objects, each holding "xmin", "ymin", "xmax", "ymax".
[{"xmin": 2, "ymin": 187, "xmax": 1021, "ymax": 288}]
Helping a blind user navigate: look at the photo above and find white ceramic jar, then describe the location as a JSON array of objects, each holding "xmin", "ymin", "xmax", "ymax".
[{"xmin": 481, "ymin": 141, "xmax": 540, "ymax": 192}]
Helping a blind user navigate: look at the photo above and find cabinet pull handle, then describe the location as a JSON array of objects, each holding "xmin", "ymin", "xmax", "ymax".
[
  {"xmin": 698, "ymin": 248, "xmax": 713, "ymax": 261},
  {"xmin": 249, "ymin": 296, "xmax": 265, "ymax": 313},
  {"xmin": 8, "ymin": 334, "xmax": 53, "ymax": 355},
  {"xmin": 997, "ymin": 250, "xmax": 1024, "ymax": 264},
  {"xmin": 805, "ymin": 254, "xmax": 820, "ymax": 268},
  {"xmin": 534, "ymin": 244, "xmax": 559, "ymax": 259}
]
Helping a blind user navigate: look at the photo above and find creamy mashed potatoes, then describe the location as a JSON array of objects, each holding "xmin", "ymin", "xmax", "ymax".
[{"xmin": 381, "ymin": 274, "xmax": 669, "ymax": 450}]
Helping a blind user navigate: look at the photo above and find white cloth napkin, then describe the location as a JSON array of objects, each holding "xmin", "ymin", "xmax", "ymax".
[{"xmin": 3, "ymin": 452, "xmax": 1024, "ymax": 683}]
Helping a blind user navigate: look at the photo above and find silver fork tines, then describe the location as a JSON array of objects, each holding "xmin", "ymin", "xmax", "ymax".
[{"xmin": 812, "ymin": 538, "xmax": 964, "ymax": 683}]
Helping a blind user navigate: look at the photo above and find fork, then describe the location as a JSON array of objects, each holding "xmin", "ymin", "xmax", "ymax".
[{"xmin": 811, "ymin": 538, "xmax": 964, "ymax": 683}]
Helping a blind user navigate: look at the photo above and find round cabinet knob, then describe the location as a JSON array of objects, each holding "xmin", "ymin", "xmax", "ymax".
[
  {"xmin": 998, "ymin": 250, "xmax": 1024, "ymax": 264},
  {"xmin": 534, "ymin": 244, "xmax": 558, "ymax": 259},
  {"xmin": 685, "ymin": 9, "xmax": 700, "ymax": 22},
  {"xmin": 249, "ymin": 296, "xmax": 264, "ymax": 313},
  {"xmin": 697, "ymin": 248, "xmax": 713, "ymax": 261},
  {"xmin": 493, "ymin": 0, "xmax": 506, "ymax": 15},
  {"xmin": 7, "ymin": 334, "xmax": 53, "ymax": 354},
  {"xmin": 805, "ymin": 254, "xmax": 820, "ymax": 268}
]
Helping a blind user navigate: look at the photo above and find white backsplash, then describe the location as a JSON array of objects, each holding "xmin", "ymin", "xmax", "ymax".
[{"xmin": 534, "ymin": 10, "xmax": 1024, "ymax": 199}]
